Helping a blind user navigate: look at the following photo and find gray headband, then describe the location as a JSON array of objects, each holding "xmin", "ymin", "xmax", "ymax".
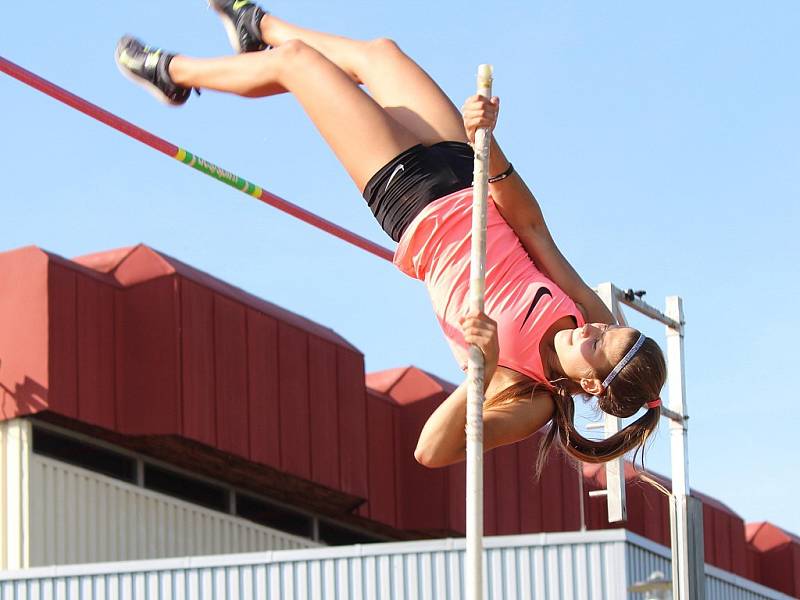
[{"xmin": 601, "ymin": 333, "xmax": 646, "ymax": 389}]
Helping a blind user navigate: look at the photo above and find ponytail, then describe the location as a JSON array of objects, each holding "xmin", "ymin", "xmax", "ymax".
[{"xmin": 535, "ymin": 381, "xmax": 660, "ymax": 477}]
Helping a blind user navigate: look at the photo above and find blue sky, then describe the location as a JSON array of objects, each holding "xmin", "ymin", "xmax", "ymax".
[{"xmin": 2, "ymin": 1, "xmax": 799, "ymax": 536}]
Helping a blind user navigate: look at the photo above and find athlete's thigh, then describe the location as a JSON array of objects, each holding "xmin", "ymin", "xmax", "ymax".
[
  {"xmin": 361, "ymin": 41, "xmax": 468, "ymax": 146},
  {"xmin": 282, "ymin": 41, "xmax": 422, "ymax": 191}
]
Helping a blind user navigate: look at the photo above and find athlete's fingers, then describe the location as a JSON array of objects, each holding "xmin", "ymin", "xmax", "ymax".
[
  {"xmin": 462, "ymin": 106, "xmax": 499, "ymax": 120},
  {"xmin": 462, "ymin": 94, "xmax": 497, "ymax": 109},
  {"xmin": 462, "ymin": 104, "xmax": 500, "ymax": 142},
  {"xmin": 462, "ymin": 97, "xmax": 500, "ymax": 125},
  {"xmin": 462, "ymin": 322, "xmax": 493, "ymax": 335},
  {"xmin": 462, "ymin": 106, "xmax": 495, "ymax": 118},
  {"xmin": 460, "ymin": 314, "xmax": 498, "ymax": 345},
  {"xmin": 461, "ymin": 310, "xmax": 496, "ymax": 323},
  {"xmin": 465, "ymin": 311, "xmax": 494, "ymax": 323},
  {"xmin": 463, "ymin": 98, "xmax": 498, "ymax": 112},
  {"xmin": 462, "ymin": 320, "xmax": 500, "ymax": 372},
  {"xmin": 461, "ymin": 315, "xmax": 488, "ymax": 329},
  {"xmin": 463, "ymin": 115, "xmax": 497, "ymax": 129},
  {"xmin": 461, "ymin": 94, "xmax": 485, "ymax": 110},
  {"xmin": 463, "ymin": 321, "xmax": 495, "ymax": 334}
]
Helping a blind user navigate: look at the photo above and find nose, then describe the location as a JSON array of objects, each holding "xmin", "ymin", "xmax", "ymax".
[{"xmin": 580, "ymin": 324, "xmax": 600, "ymax": 338}]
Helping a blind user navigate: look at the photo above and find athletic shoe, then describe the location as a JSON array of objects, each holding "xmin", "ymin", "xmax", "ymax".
[
  {"xmin": 115, "ymin": 36, "xmax": 191, "ymax": 106},
  {"xmin": 209, "ymin": 0, "xmax": 270, "ymax": 53}
]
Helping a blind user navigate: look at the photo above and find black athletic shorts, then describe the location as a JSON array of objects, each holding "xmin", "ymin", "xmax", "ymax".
[{"xmin": 362, "ymin": 141, "xmax": 474, "ymax": 242}]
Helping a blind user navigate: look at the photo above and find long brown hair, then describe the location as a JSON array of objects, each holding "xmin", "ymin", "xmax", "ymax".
[{"xmin": 488, "ymin": 331, "xmax": 666, "ymax": 476}]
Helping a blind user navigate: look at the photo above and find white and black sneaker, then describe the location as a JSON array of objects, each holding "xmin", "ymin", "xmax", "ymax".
[
  {"xmin": 209, "ymin": 0, "xmax": 270, "ymax": 53},
  {"xmin": 115, "ymin": 36, "xmax": 191, "ymax": 106}
]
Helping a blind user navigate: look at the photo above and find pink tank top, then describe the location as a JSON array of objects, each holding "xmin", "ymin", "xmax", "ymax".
[{"xmin": 394, "ymin": 188, "xmax": 585, "ymax": 384}]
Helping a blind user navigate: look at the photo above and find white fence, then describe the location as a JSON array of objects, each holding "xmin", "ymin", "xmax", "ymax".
[
  {"xmin": 0, "ymin": 419, "xmax": 317, "ymax": 570},
  {"xmin": 27, "ymin": 456, "xmax": 318, "ymax": 567},
  {"xmin": 0, "ymin": 530, "xmax": 791, "ymax": 600}
]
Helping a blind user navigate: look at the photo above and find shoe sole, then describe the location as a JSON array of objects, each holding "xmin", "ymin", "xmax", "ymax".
[
  {"xmin": 115, "ymin": 55, "xmax": 184, "ymax": 107},
  {"xmin": 212, "ymin": 7, "xmax": 245, "ymax": 53}
]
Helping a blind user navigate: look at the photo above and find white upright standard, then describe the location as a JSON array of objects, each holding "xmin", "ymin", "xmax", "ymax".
[
  {"xmin": 466, "ymin": 63, "xmax": 493, "ymax": 600},
  {"xmin": 593, "ymin": 284, "xmax": 704, "ymax": 600}
]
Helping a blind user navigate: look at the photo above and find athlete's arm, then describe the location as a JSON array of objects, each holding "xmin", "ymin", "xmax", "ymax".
[
  {"xmin": 490, "ymin": 146, "xmax": 614, "ymax": 325},
  {"xmin": 414, "ymin": 312, "xmax": 551, "ymax": 467},
  {"xmin": 414, "ymin": 380, "xmax": 552, "ymax": 467},
  {"xmin": 462, "ymin": 95, "xmax": 614, "ymax": 325}
]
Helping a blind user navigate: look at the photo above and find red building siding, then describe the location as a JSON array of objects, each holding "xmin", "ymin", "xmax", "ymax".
[
  {"xmin": 0, "ymin": 245, "xmax": 368, "ymax": 504},
  {"xmin": 245, "ymin": 308, "xmax": 281, "ymax": 466},
  {"xmin": 365, "ymin": 393, "xmax": 397, "ymax": 526},
  {"xmin": 181, "ymin": 279, "xmax": 217, "ymax": 446},
  {"xmin": 336, "ymin": 347, "xmax": 368, "ymax": 501},
  {"xmin": 76, "ymin": 275, "xmax": 115, "ymax": 428},
  {"xmin": 0, "ymin": 247, "xmax": 50, "ymax": 419},
  {"xmin": 48, "ymin": 261, "xmax": 79, "ymax": 417},
  {"xmin": 309, "ymin": 337, "xmax": 340, "ymax": 490}
]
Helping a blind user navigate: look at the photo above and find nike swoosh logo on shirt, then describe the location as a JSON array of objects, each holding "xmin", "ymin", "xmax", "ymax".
[
  {"xmin": 520, "ymin": 287, "xmax": 553, "ymax": 330},
  {"xmin": 385, "ymin": 164, "xmax": 405, "ymax": 191}
]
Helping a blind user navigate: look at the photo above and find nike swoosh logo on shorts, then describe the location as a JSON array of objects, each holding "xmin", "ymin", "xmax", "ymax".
[
  {"xmin": 520, "ymin": 287, "xmax": 553, "ymax": 330},
  {"xmin": 385, "ymin": 164, "xmax": 405, "ymax": 191}
]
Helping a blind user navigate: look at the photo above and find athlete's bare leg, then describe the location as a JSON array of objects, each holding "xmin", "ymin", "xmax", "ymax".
[
  {"xmin": 257, "ymin": 16, "xmax": 468, "ymax": 146},
  {"xmin": 168, "ymin": 41, "xmax": 419, "ymax": 192}
]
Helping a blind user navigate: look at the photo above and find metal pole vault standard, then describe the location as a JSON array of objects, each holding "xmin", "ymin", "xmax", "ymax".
[
  {"xmin": 466, "ymin": 64, "xmax": 493, "ymax": 600},
  {"xmin": 594, "ymin": 284, "xmax": 704, "ymax": 600},
  {"xmin": 0, "ymin": 56, "xmax": 394, "ymax": 262}
]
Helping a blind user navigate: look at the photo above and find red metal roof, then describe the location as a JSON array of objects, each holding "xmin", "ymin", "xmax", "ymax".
[
  {"xmin": 0, "ymin": 244, "xmax": 367, "ymax": 501},
  {"xmin": 746, "ymin": 522, "xmax": 800, "ymax": 597},
  {"xmin": 73, "ymin": 244, "xmax": 357, "ymax": 348}
]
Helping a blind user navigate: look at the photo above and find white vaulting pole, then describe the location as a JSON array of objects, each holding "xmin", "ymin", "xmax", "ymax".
[{"xmin": 466, "ymin": 63, "xmax": 493, "ymax": 600}]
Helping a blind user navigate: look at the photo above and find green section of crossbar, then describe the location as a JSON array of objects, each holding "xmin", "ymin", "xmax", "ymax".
[{"xmin": 175, "ymin": 148, "xmax": 263, "ymax": 198}]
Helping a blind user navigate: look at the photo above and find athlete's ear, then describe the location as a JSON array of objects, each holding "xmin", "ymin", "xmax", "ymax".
[{"xmin": 579, "ymin": 377, "xmax": 603, "ymax": 397}]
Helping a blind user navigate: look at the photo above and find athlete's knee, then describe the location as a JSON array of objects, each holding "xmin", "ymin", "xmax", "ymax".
[
  {"xmin": 266, "ymin": 39, "xmax": 328, "ymax": 82},
  {"xmin": 367, "ymin": 37, "xmax": 406, "ymax": 59},
  {"xmin": 273, "ymin": 38, "xmax": 308, "ymax": 59},
  {"xmin": 272, "ymin": 39, "xmax": 320, "ymax": 68}
]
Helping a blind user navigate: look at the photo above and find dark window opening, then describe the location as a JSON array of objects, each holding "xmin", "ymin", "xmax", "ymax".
[
  {"xmin": 318, "ymin": 521, "xmax": 380, "ymax": 546},
  {"xmin": 32, "ymin": 427, "xmax": 137, "ymax": 483},
  {"xmin": 144, "ymin": 464, "xmax": 228, "ymax": 512},
  {"xmin": 235, "ymin": 494, "xmax": 313, "ymax": 539}
]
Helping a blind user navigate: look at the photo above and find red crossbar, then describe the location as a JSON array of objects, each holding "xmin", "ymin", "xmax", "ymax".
[{"xmin": 0, "ymin": 56, "xmax": 395, "ymax": 262}]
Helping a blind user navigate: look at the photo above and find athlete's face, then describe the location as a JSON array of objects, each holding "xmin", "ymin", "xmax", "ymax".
[{"xmin": 553, "ymin": 324, "xmax": 636, "ymax": 395}]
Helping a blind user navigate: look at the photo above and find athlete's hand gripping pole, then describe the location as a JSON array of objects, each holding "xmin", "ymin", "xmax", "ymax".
[{"xmin": 466, "ymin": 63, "xmax": 493, "ymax": 600}]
